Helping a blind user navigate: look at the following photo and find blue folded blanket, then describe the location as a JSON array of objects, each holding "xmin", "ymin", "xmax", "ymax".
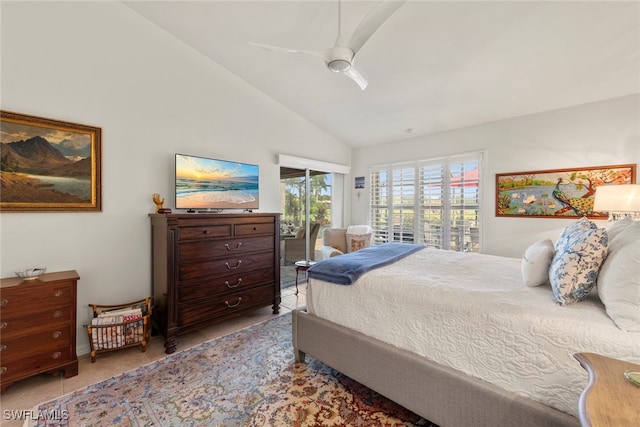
[{"xmin": 307, "ymin": 242, "xmax": 425, "ymax": 285}]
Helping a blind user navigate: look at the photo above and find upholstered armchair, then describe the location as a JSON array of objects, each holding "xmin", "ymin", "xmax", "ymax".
[
  {"xmin": 321, "ymin": 225, "xmax": 374, "ymax": 259},
  {"xmin": 282, "ymin": 223, "xmax": 321, "ymax": 263}
]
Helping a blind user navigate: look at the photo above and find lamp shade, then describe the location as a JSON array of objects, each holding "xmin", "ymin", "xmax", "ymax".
[{"xmin": 593, "ymin": 184, "xmax": 640, "ymax": 213}]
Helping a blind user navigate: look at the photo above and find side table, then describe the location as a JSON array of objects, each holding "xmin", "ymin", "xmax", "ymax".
[
  {"xmin": 574, "ymin": 352, "xmax": 640, "ymax": 427},
  {"xmin": 294, "ymin": 260, "xmax": 316, "ymax": 295}
]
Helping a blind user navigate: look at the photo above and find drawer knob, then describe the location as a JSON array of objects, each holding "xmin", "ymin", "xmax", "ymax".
[
  {"xmin": 0, "ymin": 322, "xmax": 6, "ymax": 330},
  {"xmin": 52, "ymin": 331, "xmax": 62, "ymax": 339},
  {"xmin": 225, "ymin": 297, "xmax": 242, "ymax": 308},
  {"xmin": 0, "ymin": 344, "xmax": 6, "ymax": 352},
  {"xmin": 225, "ymin": 260, "xmax": 242, "ymax": 270},
  {"xmin": 0, "ymin": 367, "xmax": 6, "ymax": 375},
  {"xmin": 51, "ymin": 351, "xmax": 62, "ymax": 359},
  {"xmin": 225, "ymin": 242, "xmax": 243, "ymax": 251},
  {"xmin": 203, "ymin": 230, "xmax": 210, "ymax": 234},
  {"xmin": 225, "ymin": 278, "xmax": 242, "ymax": 289},
  {"xmin": 53, "ymin": 310, "xmax": 63, "ymax": 318},
  {"xmin": 54, "ymin": 290, "xmax": 63, "ymax": 297},
  {"xmin": 0, "ymin": 299, "xmax": 7, "ymax": 307}
]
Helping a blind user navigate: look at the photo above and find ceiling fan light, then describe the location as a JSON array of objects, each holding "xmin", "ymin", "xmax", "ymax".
[{"xmin": 327, "ymin": 59, "xmax": 351, "ymax": 73}]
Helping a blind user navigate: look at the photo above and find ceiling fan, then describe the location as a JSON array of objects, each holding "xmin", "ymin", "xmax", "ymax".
[{"xmin": 250, "ymin": 0, "xmax": 407, "ymax": 90}]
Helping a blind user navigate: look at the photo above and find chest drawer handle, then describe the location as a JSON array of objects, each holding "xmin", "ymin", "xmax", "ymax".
[
  {"xmin": 52, "ymin": 331, "xmax": 62, "ymax": 339},
  {"xmin": 54, "ymin": 290, "xmax": 63, "ymax": 297},
  {"xmin": 51, "ymin": 351, "xmax": 62, "ymax": 359},
  {"xmin": 0, "ymin": 367, "xmax": 6, "ymax": 375},
  {"xmin": 225, "ymin": 278, "xmax": 242, "ymax": 289},
  {"xmin": 225, "ymin": 297, "xmax": 242, "ymax": 308},
  {"xmin": 225, "ymin": 260, "xmax": 242, "ymax": 270},
  {"xmin": 0, "ymin": 344, "xmax": 6, "ymax": 352},
  {"xmin": 225, "ymin": 242, "xmax": 243, "ymax": 251},
  {"xmin": 203, "ymin": 230, "xmax": 210, "ymax": 235},
  {"xmin": 53, "ymin": 310, "xmax": 63, "ymax": 318},
  {"xmin": 0, "ymin": 322, "xmax": 7, "ymax": 330},
  {"xmin": 0, "ymin": 299, "xmax": 7, "ymax": 307}
]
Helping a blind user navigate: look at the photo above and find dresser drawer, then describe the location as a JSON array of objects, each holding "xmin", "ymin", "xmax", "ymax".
[
  {"xmin": 178, "ymin": 224, "xmax": 233, "ymax": 241},
  {"xmin": 1, "ymin": 325, "xmax": 72, "ymax": 364},
  {"xmin": 179, "ymin": 251, "xmax": 274, "ymax": 282},
  {"xmin": 178, "ymin": 236, "xmax": 274, "ymax": 262},
  {"xmin": 1, "ymin": 283, "xmax": 73, "ymax": 318},
  {"xmin": 179, "ymin": 268, "xmax": 275, "ymax": 302},
  {"xmin": 178, "ymin": 284, "xmax": 274, "ymax": 326},
  {"xmin": 235, "ymin": 222, "xmax": 274, "ymax": 236},
  {"xmin": 0, "ymin": 344, "xmax": 73, "ymax": 382},
  {"xmin": 1, "ymin": 307, "xmax": 72, "ymax": 339}
]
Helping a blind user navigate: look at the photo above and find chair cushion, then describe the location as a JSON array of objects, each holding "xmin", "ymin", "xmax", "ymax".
[{"xmin": 323, "ymin": 228, "xmax": 347, "ymax": 254}]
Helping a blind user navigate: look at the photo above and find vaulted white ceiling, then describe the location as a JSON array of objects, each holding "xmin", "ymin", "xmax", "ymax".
[{"xmin": 123, "ymin": 1, "xmax": 640, "ymax": 147}]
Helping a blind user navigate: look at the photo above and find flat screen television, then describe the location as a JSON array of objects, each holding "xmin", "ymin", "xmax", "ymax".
[{"xmin": 175, "ymin": 153, "xmax": 259, "ymax": 211}]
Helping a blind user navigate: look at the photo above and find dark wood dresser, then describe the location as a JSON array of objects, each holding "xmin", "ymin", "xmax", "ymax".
[
  {"xmin": 150, "ymin": 213, "xmax": 281, "ymax": 353},
  {"xmin": 0, "ymin": 270, "xmax": 79, "ymax": 393}
]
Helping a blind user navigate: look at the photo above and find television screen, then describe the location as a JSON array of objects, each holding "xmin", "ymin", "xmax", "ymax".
[{"xmin": 175, "ymin": 153, "xmax": 259, "ymax": 211}]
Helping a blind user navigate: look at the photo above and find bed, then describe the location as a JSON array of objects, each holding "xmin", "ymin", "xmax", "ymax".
[{"xmin": 292, "ymin": 233, "xmax": 640, "ymax": 427}]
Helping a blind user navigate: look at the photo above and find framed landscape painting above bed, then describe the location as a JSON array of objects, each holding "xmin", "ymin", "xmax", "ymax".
[{"xmin": 496, "ymin": 164, "xmax": 636, "ymax": 218}]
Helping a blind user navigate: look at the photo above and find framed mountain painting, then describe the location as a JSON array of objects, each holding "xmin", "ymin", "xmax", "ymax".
[
  {"xmin": 496, "ymin": 164, "xmax": 635, "ymax": 218},
  {"xmin": 0, "ymin": 110, "xmax": 102, "ymax": 212}
]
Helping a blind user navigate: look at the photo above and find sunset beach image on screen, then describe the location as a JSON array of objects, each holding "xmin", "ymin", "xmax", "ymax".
[{"xmin": 175, "ymin": 154, "xmax": 259, "ymax": 210}]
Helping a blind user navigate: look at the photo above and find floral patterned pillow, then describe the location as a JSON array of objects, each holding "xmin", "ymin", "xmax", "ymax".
[
  {"xmin": 549, "ymin": 220, "xmax": 608, "ymax": 306},
  {"xmin": 556, "ymin": 217, "xmax": 597, "ymax": 246},
  {"xmin": 346, "ymin": 233, "xmax": 372, "ymax": 253}
]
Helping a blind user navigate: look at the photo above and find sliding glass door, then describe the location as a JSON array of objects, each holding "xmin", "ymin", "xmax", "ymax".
[{"xmin": 280, "ymin": 168, "xmax": 331, "ymax": 264}]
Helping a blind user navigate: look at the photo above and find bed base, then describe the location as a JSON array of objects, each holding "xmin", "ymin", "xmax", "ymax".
[{"xmin": 292, "ymin": 309, "xmax": 579, "ymax": 427}]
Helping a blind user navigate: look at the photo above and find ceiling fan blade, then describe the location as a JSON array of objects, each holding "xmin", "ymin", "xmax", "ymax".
[
  {"xmin": 249, "ymin": 42, "xmax": 330, "ymax": 61},
  {"xmin": 346, "ymin": 0, "xmax": 407, "ymax": 55},
  {"xmin": 344, "ymin": 65, "xmax": 368, "ymax": 90}
]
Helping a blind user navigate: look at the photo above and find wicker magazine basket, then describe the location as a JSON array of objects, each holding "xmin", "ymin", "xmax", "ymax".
[{"xmin": 86, "ymin": 297, "xmax": 152, "ymax": 362}]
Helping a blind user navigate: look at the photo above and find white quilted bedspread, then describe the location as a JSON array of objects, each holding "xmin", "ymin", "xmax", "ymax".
[{"xmin": 306, "ymin": 248, "xmax": 640, "ymax": 417}]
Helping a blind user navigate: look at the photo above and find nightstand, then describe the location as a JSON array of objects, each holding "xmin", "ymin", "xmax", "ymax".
[{"xmin": 574, "ymin": 352, "xmax": 640, "ymax": 427}]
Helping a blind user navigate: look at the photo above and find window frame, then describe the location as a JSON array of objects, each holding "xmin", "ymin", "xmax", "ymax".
[{"xmin": 369, "ymin": 152, "xmax": 483, "ymax": 252}]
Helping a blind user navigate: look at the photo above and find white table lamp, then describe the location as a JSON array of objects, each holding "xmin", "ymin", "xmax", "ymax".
[{"xmin": 593, "ymin": 184, "xmax": 640, "ymax": 220}]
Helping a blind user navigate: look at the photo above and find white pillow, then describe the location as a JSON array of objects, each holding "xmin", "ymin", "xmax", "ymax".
[
  {"xmin": 597, "ymin": 222, "xmax": 640, "ymax": 331},
  {"xmin": 606, "ymin": 216, "xmax": 633, "ymax": 241},
  {"xmin": 521, "ymin": 239, "xmax": 555, "ymax": 287},
  {"xmin": 549, "ymin": 219, "xmax": 608, "ymax": 306}
]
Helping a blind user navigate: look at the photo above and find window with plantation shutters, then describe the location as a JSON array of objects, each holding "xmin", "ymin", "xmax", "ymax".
[{"xmin": 369, "ymin": 152, "xmax": 482, "ymax": 252}]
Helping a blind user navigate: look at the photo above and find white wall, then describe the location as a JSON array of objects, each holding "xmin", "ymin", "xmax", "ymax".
[
  {"xmin": 350, "ymin": 94, "xmax": 640, "ymax": 257},
  {"xmin": 0, "ymin": 1, "xmax": 350, "ymax": 354}
]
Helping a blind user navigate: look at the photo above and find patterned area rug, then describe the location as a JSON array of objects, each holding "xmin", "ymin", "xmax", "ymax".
[{"xmin": 29, "ymin": 314, "xmax": 435, "ymax": 426}]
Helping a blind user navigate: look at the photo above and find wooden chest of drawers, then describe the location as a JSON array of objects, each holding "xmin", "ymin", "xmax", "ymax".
[
  {"xmin": 0, "ymin": 270, "xmax": 79, "ymax": 393},
  {"xmin": 150, "ymin": 213, "xmax": 280, "ymax": 353}
]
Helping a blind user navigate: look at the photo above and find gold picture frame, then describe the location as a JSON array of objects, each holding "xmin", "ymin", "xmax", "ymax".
[
  {"xmin": 496, "ymin": 164, "xmax": 636, "ymax": 218},
  {"xmin": 0, "ymin": 110, "xmax": 102, "ymax": 212}
]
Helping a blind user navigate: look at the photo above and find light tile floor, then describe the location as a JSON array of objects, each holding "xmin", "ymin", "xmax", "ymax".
[{"xmin": 0, "ymin": 284, "xmax": 307, "ymax": 427}]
